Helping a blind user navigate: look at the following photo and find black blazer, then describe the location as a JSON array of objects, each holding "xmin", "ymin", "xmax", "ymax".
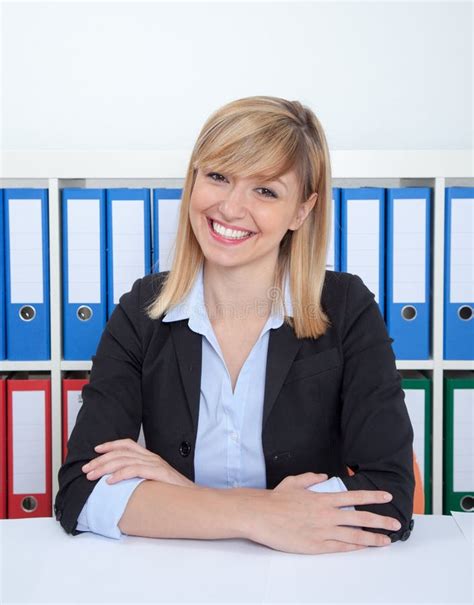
[{"xmin": 55, "ymin": 270, "xmax": 415, "ymax": 542}]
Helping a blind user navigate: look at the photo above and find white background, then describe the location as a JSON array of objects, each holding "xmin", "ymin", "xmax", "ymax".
[{"xmin": 1, "ymin": 0, "xmax": 472, "ymax": 152}]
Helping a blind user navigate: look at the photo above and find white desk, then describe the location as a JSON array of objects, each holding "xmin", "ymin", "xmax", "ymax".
[{"xmin": 0, "ymin": 514, "xmax": 472, "ymax": 605}]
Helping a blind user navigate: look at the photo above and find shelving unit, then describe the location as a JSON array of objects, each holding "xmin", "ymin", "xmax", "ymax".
[{"xmin": 1, "ymin": 149, "xmax": 473, "ymax": 517}]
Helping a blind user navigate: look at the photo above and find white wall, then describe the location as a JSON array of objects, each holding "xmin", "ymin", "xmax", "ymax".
[{"xmin": 1, "ymin": 0, "xmax": 472, "ymax": 152}]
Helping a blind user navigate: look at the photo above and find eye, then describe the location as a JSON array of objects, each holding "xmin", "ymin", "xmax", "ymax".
[
  {"xmin": 256, "ymin": 187, "xmax": 278, "ymax": 199},
  {"xmin": 206, "ymin": 172, "xmax": 227, "ymax": 182},
  {"xmin": 206, "ymin": 172, "xmax": 277, "ymax": 199}
]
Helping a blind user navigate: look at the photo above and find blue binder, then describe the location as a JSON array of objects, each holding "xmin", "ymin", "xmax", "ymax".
[
  {"xmin": 444, "ymin": 187, "xmax": 474, "ymax": 359},
  {"xmin": 0, "ymin": 190, "xmax": 5, "ymax": 360},
  {"xmin": 327, "ymin": 188, "xmax": 341, "ymax": 271},
  {"xmin": 4, "ymin": 189, "xmax": 50, "ymax": 360},
  {"xmin": 152, "ymin": 188, "xmax": 183, "ymax": 272},
  {"xmin": 340, "ymin": 188, "xmax": 385, "ymax": 316},
  {"xmin": 62, "ymin": 189, "xmax": 107, "ymax": 360},
  {"xmin": 386, "ymin": 188, "xmax": 431, "ymax": 359},
  {"xmin": 106, "ymin": 189, "xmax": 151, "ymax": 318}
]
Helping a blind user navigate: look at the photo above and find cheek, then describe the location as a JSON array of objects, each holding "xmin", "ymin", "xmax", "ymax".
[
  {"xmin": 190, "ymin": 186, "xmax": 221, "ymax": 217},
  {"xmin": 257, "ymin": 208, "xmax": 294, "ymax": 237},
  {"xmin": 189, "ymin": 192, "xmax": 209, "ymax": 226}
]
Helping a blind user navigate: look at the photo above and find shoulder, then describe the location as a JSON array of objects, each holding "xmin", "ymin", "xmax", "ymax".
[
  {"xmin": 114, "ymin": 271, "xmax": 170, "ymax": 328},
  {"xmin": 322, "ymin": 270, "xmax": 374, "ymax": 300},
  {"xmin": 139, "ymin": 271, "xmax": 170, "ymax": 304},
  {"xmin": 116, "ymin": 271, "xmax": 168, "ymax": 306},
  {"xmin": 321, "ymin": 270, "xmax": 377, "ymax": 334}
]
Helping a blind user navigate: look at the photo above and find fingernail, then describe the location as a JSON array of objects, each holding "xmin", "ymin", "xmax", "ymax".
[
  {"xmin": 383, "ymin": 493, "xmax": 392, "ymax": 501},
  {"xmin": 94, "ymin": 445, "xmax": 103, "ymax": 450}
]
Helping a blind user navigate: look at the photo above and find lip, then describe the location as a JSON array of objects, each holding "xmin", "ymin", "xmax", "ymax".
[{"xmin": 206, "ymin": 217, "xmax": 257, "ymax": 246}]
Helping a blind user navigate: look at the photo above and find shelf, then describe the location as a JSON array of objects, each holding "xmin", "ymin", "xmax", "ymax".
[
  {"xmin": 1, "ymin": 359, "xmax": 472, "ymax": 372},
  {"xmin": 1, "ymin": 166, "xmax": 473, "ymax": 519},
  {"xmin": 0, "ymin": 361, "xmax": 52, "ymax": 372},
  {"xmin": 442, "ymin": 361, "xmax": 474, "ymax": 371},
  {"xmin": 61, "ymin": 361, "xmax": 93, "ymax": 371},
  {"xmin": 396, "ymin": 361, "xmax": 434, "ymax": 370}
]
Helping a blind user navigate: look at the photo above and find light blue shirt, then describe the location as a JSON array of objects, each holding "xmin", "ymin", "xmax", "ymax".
[{"xmin": 76, "ymin": 265, "xmax": 353, "ymax": 539}]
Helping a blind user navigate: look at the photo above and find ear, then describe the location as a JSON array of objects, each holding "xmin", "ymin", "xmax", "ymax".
[{"xmin": 288, "ymin": 192, "xmax": 318, "ymax": 231}]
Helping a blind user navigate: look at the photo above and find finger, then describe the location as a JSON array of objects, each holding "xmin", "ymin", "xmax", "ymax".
[
  {"xmin": 295, "ymin": 473, "xmax": 329, "ymax": 488},
  {"xmin": 106, "ymin": 464, "xmax": 164, "ymax": 484},
  {"xmin": 321, "ymin": 489, "xmax": 393, "ymax": 507},
  {"xmin": 82, "ymin": 452, "xmax": 150, "ymax": 473},
  {"xmin": 321, "ymin": 541, "xmax": 368, "ymax": 554},
  {"xmin": 94, "ymin": 438, "xmax": 145, "ymax": 454},
  {"xmin": 84, "ymin": 457, "xmax": 155, "ymax": 480},
  {"xmin": 336, "ymin": 510, "xmax": 401, "ymax": 532},
  {"xmin": 324, "ymin": 526, "xmax": 391, "ymax": 548}
]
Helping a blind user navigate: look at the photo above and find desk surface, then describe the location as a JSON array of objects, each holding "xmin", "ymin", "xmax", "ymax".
[{"xmin": 1, "ymin": 514, "xmax": 472, "ymax": 605}]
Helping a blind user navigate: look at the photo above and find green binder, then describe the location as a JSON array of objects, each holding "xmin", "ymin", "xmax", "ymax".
[
  {"xmin": 401, "ymin": 370, "xmax": 432, "ymax": 514},
  {"xmin": 443, "ymin": 371, "xmax": 474, "ymax": 514}
]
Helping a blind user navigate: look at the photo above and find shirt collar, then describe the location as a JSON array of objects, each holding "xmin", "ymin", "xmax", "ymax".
[{"xmin": 162, "ymin": 264, "xmax": 293, "ymax": 331}]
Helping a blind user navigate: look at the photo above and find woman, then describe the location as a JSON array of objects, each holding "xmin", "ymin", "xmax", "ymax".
[{"xmin": 55, "ymin": 96, "xmax": 415, "ymax": 555}]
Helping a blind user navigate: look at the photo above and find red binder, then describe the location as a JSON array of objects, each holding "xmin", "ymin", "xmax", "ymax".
[
  {"xmin": 7, "ymin": 373, "xmax": 51, "ymax": 518},
  {"xmin": 0, "ymin": 375, "xmax": 7, "ymax": 519},
  {"xmin": 62, "ymin": 373, "xmax": 89, "ymax": 463}
]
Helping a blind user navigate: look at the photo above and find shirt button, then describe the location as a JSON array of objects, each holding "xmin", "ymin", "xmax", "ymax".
[
  {"xmin": 231, "ymin": 431, "xmax": 239, "ymax": 443},
  {"xmin": 233, "ymin": 481, "xmax": 239, "ymax": 487}
]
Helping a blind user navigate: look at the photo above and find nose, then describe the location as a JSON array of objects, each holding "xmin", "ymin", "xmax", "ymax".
[{"xmin": 217, "ymin": 183, "xmax": 248, "ymax": 220}]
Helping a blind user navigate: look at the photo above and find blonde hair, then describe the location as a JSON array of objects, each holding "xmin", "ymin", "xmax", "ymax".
[{"xmin": 146, "ymin": 95, "xmax": 332, "ymax": 339}]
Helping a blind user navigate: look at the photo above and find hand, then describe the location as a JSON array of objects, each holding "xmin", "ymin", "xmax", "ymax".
[
  {"xmin": 244, "ymin": 472, "xmax": 400, "ymax": 555},
  {"xmin": 274, "ymin": 472, "xmax": 330, "ymax": 492},
  {"xmin": 81, "ymin": 438, "xmax": 199, "ymax": 489}
]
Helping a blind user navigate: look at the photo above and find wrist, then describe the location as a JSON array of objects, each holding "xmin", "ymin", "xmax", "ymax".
[{"xmin": 223, "ymin": 487, "xmax": 269, "ymax": 541}]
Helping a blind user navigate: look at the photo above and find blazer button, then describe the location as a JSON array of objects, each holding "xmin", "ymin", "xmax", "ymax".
[
  {"xmin": 179, "ymin": 441, "xmax": 192, "ymax": 457},
  {"xmin": 400, "ymin": 529, "xmax": 411, "ymax": 541},
  {"xmin": 388, "ymin": 531, "xmax": 399, "ymax": 543}
]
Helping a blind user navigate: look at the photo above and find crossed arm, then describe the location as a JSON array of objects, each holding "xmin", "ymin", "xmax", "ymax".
[
  {"xmin": 55, "ymin": 275, "xmax": 413, "ymax": 554},
  {"xmin": 75, "ymin": 437, "xmax": 399, "ymax": 555}
]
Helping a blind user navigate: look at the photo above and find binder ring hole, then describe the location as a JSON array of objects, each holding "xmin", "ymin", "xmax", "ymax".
[
  {"xmin": 460, "ymin": 495, "xmax": 474, "ymax": 512},
  {"xmin": 458, "ymin": 306, "xmax": 473, "ymax": 321},
  {"xmin": 401, "ymin": 305, "xmax": 417, "ymax": 321},
  {"xmin": 19, "ymin": 305, "xmax": 36, "ymax": 322},
  {"xmin": 21, "ymin": 496, "xmax": 38, "ymax": 513},
  {"xmin": 77, "ymin": 306, "xmax": 93, "ymax": 321}
]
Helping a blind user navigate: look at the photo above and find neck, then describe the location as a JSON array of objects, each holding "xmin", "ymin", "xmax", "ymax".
[{"xmin": 203, "ymin": 256, "xmax": 280, "ymax": 324}]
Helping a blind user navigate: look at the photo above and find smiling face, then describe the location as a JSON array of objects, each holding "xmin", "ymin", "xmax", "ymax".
[{"xmin": 189, "ymin": 167, "xmax": 317, "ymax": 272}]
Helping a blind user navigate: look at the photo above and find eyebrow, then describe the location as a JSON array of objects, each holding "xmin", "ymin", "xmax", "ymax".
[
  {"xmin": 274, "ymin": 177, "xmax": 288, "ymax": 191},
  {"xmin": 258, "ymin": 175, "xmax": 288, "ymax": 191}
]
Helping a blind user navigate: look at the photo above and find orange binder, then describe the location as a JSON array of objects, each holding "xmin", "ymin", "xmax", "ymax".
[
  {"xmin": 0, "ymin": 374, "xmax": 7, "ymax": 519},
  {"xmin": 7, "ymin": 372, "xmax": 51, "ymax": 518},
  {"xmin": 62, "ymin": 372, "xmax": 89, "ymax": 463}
]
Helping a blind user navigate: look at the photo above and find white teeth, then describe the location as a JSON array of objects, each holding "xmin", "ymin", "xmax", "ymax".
[{"xmin": 211, "ymin": 220, "xmax": 252, "ymax": 239}]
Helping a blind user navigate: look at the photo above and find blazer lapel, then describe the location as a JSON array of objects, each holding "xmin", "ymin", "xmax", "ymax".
[
  {"xmin": 170, "ymin": 318, "xmax": 303, "ymax": 435},
  {"xmin": 262, "ymin": 322, "xmax": 303, "ymax": 428},
  {"xmin": 169, "ymin": 320, "xmax": 202, "ymax": 434}
]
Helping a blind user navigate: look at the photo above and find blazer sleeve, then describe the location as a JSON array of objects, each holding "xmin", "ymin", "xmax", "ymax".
[
  {"xmin": 338, "ymin": 273, "xmax": 415, "ymax": 542},
  {"xmin": 54, "ymin": 275, "xmax": 156, "ymax": 535}
]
